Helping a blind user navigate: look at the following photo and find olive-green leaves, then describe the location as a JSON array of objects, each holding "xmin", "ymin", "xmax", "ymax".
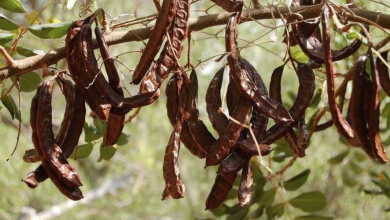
[
  {"xmin": 11, "ymin": 72, "xmax": 41, "ymax": 92},
  {"xmin": 289, "ymin": 191, "xmax": 327, "ymax": 212},
  {"xmin": 0, "ymin": 0, "xmax": 26, "ymax": 13},
  {"xmin": 0, "ymin": 13, "xmax": 19, "ymax": 30},
  {"xmin": 0, "ymin": 33, "xmax": 15, "ymax": 45},
  {"xmin": 28, "ymin": 21, "xmax": 72, "ymax": 39},
  {"xmin": 1, "ymin": 88, "xmax": 20, "ymax": 120},
  {"xmin": 69, "ymin": 143, "xmax": 94, "ymax": 160},
  {"xmin": 283, "ymin": 169, "xmax": 311, "ymax": 191}
]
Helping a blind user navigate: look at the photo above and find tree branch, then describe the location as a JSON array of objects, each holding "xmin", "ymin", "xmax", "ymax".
[{"xmin": 1, "ymin": 4, "xmax": 389, "ymax": 80}]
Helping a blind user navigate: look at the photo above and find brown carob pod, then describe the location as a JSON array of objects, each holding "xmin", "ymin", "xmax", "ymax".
[
  {"xmin": 79, "ymin": 19, "xmax": 159, "ymax": 113},
  {"xmin": 23, "ymin": 81, "xmax": 83, "ymax": 200},
  {"xmin": 132, "ymin": 0, "xmax": 178, "ymax": 84},
  {"xmin": 321, "ymin": 5, "xmax": 355, "ymax": 140},
  {"xmin": 218, "ymin": 148, "xmax": 251, "ymax": 176},
  {"xmin": 36, "ymin": 80, "xmax": 82, "ymax": 188},
  {"xmin": 162, "ymin": 74, "xmax": 187, "ymax": 199},
  {"xmin": 377, "ymin": 51, "xmax": 390, "ymax": 97},
  {"xmin": 350, "ymin": 55, "xmax": 375, "ymax": 158},
  {"xmin": 166, "ymin": 75, "xmax": 208, "ymax": 158},
  {"xmin": 206, "ymin": 67, "xmax": 229, "ymax": 135},
  {"xmin": 95, "ymin": 25, "xmax": 126, "ymax": 146},
  {"xmin": 368, "ymin": 52, "xmax": 388, "ymax": 163},
  {"xmin": 205, "ymin": 84, "xmax": 252, "ymax": 167},
  {"xmin": 269, "ymin": 63, "xmax": 306, "ymax": 157},
  {"xmin": 65, "ymin": 17, "xmax": 111, "ymax": 121},
  {"xmin": 238, "ymin": 161, "xmax": 253, "ymax": 207},
  {"xmin": 23, "ymin": 149, "xmax": 40, "ymax": 163},
  {"xmin": 210, "ymin": 0, "xmax": 243, "ymax": 12},
  {"xmin": 225, "ymin": 13, "xmax": 293, "ymax": 123},
  {"xmin": 205, "ymin": 173, "xmax": 237, "ymax": 210},
  {"xmin": 140, "ymin": 0, "xmax": 191, "ymax": 92},
  {"xmin": 291, "ymin": 1, "xmax": 366, "ymax": 64},
  {"xmin": 185, "ymin": 70, "xmax": 215, "ymax": 154}
]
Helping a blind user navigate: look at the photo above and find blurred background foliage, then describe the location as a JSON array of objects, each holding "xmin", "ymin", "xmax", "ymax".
[{"xmin": 1, "ymin": 0, "xmax": 390, "ymax": 219}]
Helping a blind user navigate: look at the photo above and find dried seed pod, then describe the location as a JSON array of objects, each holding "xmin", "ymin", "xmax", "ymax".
[
  {"xmin": 377, "ymin": 51, "xmax": 390, "ymax": 97},
  {"xmin": 291, "ymin": 1, "xmax": 366, "ymax": 63},
  {"xmin": 132, "ymin": 0, "xmax": 178, "ymax": 84},
  {"xmin": 205, "ymin": 85, "xmax": 252, "ymax": 167},
  {"xmin": 140, "ymin": 0, "xmax": 191, "ymax": 91},
  {"xmin": 210, "ymin": 0, "xmax": 243, "ymax": 12},
  {"xmin": 185, "ymin": 70, "xmax": 214, "ymax": 154},
  {"xmin": 35, "ymin": 80, "xmax": 82, "ymax": 188},
  {"xmin": 350, "ymin": 55, "xmax": 375, "ymax": 158},
  {"xmin": 217, "ymin": 148, "xmax": 251, "ymax": 176},
  {"xmin": 206, "ymin": 67, "xmax": 229, "ymax": 135},
  {"xmin": 205, "ymin": 173, "xmax": 237, "ymax": 210},
  {"xmin": 225, "ymin": 13, "xmax": 293, "ymax": 123},
  {"xmin": 65, "ymin": 18, "xmax": 111, "ymax": 120},
  {"xmin": 166, "ymin": 75, "xmax": 208, "ymax": 158},
  {"xmin": 322, "ymin": 5, "xmax": 355, "ymax": 140},
  {"xmin": 368, "ymin": 52, "xmax": 388, "ymax": 163},
  {"xmin": 163, "ymin": 74, "xmax": 187, "ymax": 199},
  {"xmin": 238, "ymin": 161, "xmax": 253, "ymax": 207},
  {"xmin": 95, "ymin": 26, "xmax": 126, "ymax": 146},
  {"xmin": 23, "ymin": 149, "xmax": 40, "ymax": 163},
  {"xmin": 79, "ymin": 20, "xmax": 159, "ymax": 113}
]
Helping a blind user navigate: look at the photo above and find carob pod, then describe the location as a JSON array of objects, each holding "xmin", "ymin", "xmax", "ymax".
[
  {"xmin": 238, "ymin": 161, "xmax": 253, "ymax": 207},
  {"xmin": 210, "ymin": 0, "xmax": 244, "ymax": 12},
  {"xmin": 269, "ymin": 63, "xmax": 306, "ymax": 157},
  {"xmin": 321, "ymin": 4, "xmax": 356, "ymax": 140},
  {"xmin": 377, "ymin": 51, "xmax": 390, "ymax": 97},
  {"xmin": 205, "ymin": 78, "xmax": 252, "ymax": 167},
  {"xmin": 166, "ymin": 75, "xmax": 208, "ymax": 158},
  {"xmin": 132, "ymin": 0, "xmax": 178, "ymax": 84},
  {"xmin": 95, "ymin": 25, "xmax": 126, "ymax": 146},
  {"xmin": 225, "ymin": 13, "xmax": 293, "ymax": 123},
  {"xmin": 23, "ymin": 81, "xmax": 83, "ymax": 200},
  {"xmin": 35, "ymin": 80, "xmax": 82, "ymax": 188},
  {"xmin": 162, "ymin": 74, "xmax": 187, "ymax": 199},
  {"xmin": 140, "ymin": 0, "xmax": 191, "ymax": 92},
  {"xmin": 350, "ymin": 55, "xmax": 375, "ymax": 158},
  {"xmin": 185, "ymin": 70, "xmax": 215, "ymax": 154},
  {"xmin": 205, "ymin": 173, "xmax": 237, "ymax": 210},
  {"xmin": 368, "ymin": 51, "xmax": 388, "ymax": 163},
  {"xmin": 238, "ymin": 63, "xmax": 315, "ymax": 153},
  {"xmin": 79, "ymin": 18, "xmax": 159, "ymax": 114},
  {"xmin": 65, "ymin": 17, "xmax": 111, "ymax": 120},
  {"xmin": 291, "ymin": 1, "xmax": 366, "ymax": 63},
  {"xmin": 205, "ymin": 67, "xmax": 273, "ymax": 157}
]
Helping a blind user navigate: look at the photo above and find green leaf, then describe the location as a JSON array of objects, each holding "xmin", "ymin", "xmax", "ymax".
[
  {"xmin": 341, "ymin": 170, "xmax": 358, "ymax": 187},
  {"xmin": 0, "ymin": 0, "xmax": 26, "ymax": 13},
  {"xmin": 1, "ymin": 88, "xmax": 20, "ymax": 120},
  {"xmin": 289, "ymin": 191, "xmax": 327, "ymax": 212},
  {"xmin": 226, "ymin": 206, "xmax": 249, "ymax": 220},
  {"xmin": 99, "ymin": 145, "xmax": 117, "ymax": 161},
  {"xmin": 0, "ymin": 33, "xmax": 15, "ymax": 45},
  {"xmin": 266, "ymin": 203, "xmax": 284, "ymax": 220},
  {"xmin": 309, "ymin": 88, "xmax": 323, "ymax": 109},
  {"xmin": 353, "ymin": 151, "xmax": 367, "ymax": 162},
  {"xmin": 28, "ymin": 21, "xmax": 72, "ymax": 39},
  {"xmin": 328, "ymin": 150, "xmax": 349, "ymax": 165},
  {"xmin": 27, "ymin": 10, "xmax": 40, "ymax": 25},
  {"xmin": 294, "ymin": 215, "xmax": 333, "ymax": 220},
  {"xmin": 115, "ymin": 133, "xmax": 129, "ymax": 146},
  {"xmin": 11, "ymin": 72, "xmax": 41, "ymax": 92},
  {"xmin": 283, "ymin": 169, "xmax": 310, "ymax": 191},
  {"xmin": 209, "ymin": 204, "xmax": 228, "ymax": 217},
  {"xmin": 290, "ymin": 45, "xmax": 309, "ymax": 63},
  {"xmin": 83, "ymin": 122, "xmax": 103, "ymax": 143},
  {"xmin": 16, "ymin": 46, "xmax": 46, "ymax": 57},
  {"xmin": 259, "ymin": 188, "xmax": 276, "ymax": 207},
  {"xmin": 363, "ymin": 189, "xmax": 383, "ymax": 195},
  {"xmin": 93, "ymin": 117, "xmax": 107, "ymax": 132},
  {"xmin": 69, "ymin": 143, "xmax": 94, "ymax": 160},
  {"xmin": 249, "ymin": 205, "xmax": 264, "ymax": 219},
  {"xmin": 0, "ymin": 13, "xmax": 19, "ymax": 30}
]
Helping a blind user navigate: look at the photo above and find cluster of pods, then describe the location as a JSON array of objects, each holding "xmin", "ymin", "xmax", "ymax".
[{"xmin": 19, "ymin": 0, "xmax": 390, "ymax": 209}]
